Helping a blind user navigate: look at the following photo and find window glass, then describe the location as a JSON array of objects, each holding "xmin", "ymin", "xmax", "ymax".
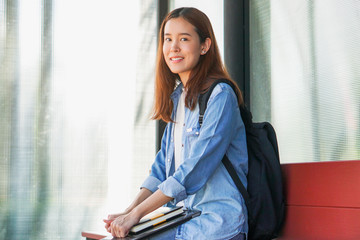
[
  {"xmin": 250, "ymin": 0, "xmax": 360, "ymax": 163},
  {"xmin": 0, "ymin": 0, "xmax": 157, "ymax": 238}
]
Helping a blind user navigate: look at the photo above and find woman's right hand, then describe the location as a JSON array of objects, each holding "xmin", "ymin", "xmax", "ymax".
[
  {"xmin": 106, "ymin": 210, "xmax": 142, "ymax": 238},
  {"xmin": 103, "ymin": 210, "xmax": 130, "ymax": 233},
  {"xmin": 103, "ymin": 188, "xmax": 153, "ymax": 233}
]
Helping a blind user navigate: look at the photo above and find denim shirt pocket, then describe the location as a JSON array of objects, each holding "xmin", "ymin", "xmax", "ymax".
[{"xmin": 184, "ymin": 126, "xmax": 201, "ymax": 158}]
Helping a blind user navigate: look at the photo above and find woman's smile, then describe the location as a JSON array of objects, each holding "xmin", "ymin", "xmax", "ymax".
[{"xmin": 170, "ymin": 56, "xmax": 184, "ymax": 63}]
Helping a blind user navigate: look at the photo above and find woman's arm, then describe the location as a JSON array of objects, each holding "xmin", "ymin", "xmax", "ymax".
[
  {"xmin": 131, "ymin": 189, "xmax": 173, "ymax": 219},
  {"xmin": 125, "ymin": 187, "xmax": 154, "ymax": 213},
  {"xmin": 108, "ymin": 189, "xmax": 173, "ymax": 238},
  {"xmin": 104, "ymin": 187, "xmax": 153, "ymax": 232}
]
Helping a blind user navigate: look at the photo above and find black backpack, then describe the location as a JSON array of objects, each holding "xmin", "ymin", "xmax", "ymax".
[{"xmin": 198, "ymin": 79, "xmax": 285, "ymax": 240}]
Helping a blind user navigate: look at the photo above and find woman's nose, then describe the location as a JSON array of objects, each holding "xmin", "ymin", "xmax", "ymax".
[{"xmin": 170, "ymin": 41, "xmax": 180, "ymax": 52}]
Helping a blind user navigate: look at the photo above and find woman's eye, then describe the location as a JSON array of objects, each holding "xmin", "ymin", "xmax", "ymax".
[
  {"xmin": 180, "ymin": 38, "xmax": 188, "ymax": 41},
  {"xmin": 165, "ymin": 38, "xmax": 171, "ymax": 42}
]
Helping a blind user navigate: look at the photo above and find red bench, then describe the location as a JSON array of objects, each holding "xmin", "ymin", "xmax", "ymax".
[
  {"xmin": 278, "ymin": 160, "xmax": 360, "ymax": 240},
  {"xmin": 83, "ymin": 160, "xmax": 360, "ymax": 240}
]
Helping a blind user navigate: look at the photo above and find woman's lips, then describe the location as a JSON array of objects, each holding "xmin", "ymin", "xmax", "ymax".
[{"xmin": 170, "ymin": 57, "xmax": 184, "ymax": 63}]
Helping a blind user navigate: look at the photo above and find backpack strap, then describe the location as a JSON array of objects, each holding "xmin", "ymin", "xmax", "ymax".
[
  {"xmin": 199, "ymin": 79, "xmax": 236, "ymax": 126},
  {"xmin": 222, "ymin": 155, "xmax": 250, "ymax": 206},
  {"xmin": 199, "ymin": 79, "xmax": 253, "ymax": 127},
  {"xmin": 198, "ymin": 79, "xmax": 251, "ymax": 208}
]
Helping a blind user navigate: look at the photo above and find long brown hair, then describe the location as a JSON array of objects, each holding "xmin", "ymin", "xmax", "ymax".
[{"xmin": 152, "ymin": 7, "xmax": 244, "ymax": 122}]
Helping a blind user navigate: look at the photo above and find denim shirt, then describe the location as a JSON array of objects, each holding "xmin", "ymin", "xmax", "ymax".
[{"xmin": 141, "ymin": 83, "xmax": 248, "ymax": 240}]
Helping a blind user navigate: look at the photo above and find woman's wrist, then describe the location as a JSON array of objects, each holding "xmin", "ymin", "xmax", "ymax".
[
  {"xmin": 128, "ymin": 206, "xmax": 144, "ymax": 222},
  {"xmin": 125, "ymin": 188, "xmax": 153, "ymax": 215},
  {"xmin": 124, "ymin": 206, "xmax": 134, "ymax": 214}
]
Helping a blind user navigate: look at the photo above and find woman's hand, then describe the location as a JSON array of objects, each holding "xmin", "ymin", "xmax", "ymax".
[
  {"xmin": 103, "ymin": 189, "xmax": 172, "ymax": 237},
  {"xmin": 103, "ymin": 188, "xmax": 153, "ymax": 236},
  {"xmin": 103, "ymin": 212, "xmax": 124, "ymax": 233},
  {"xmin": 103, "ymin": 208, "xmax": 132, "ymax": 233},
  {"xmin": 104, "ymin": 211, "xmax": 141, "ymax": 238}
]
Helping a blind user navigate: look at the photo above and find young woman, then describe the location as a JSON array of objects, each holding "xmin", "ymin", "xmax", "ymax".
[{"xmin": 104, "ymin": 7, "xmax": 248, "ymax": 240}]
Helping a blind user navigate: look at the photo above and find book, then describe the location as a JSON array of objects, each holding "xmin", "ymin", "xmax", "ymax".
[
  {"xmin": 125, "ymin": 208, "xmax": 201, "ymax": 240},
  {"xmin": 82, "ymin": 208, "xmax": 201, "ymax": 240},
  {"xmin": 129, "ymin": 206, "xmax": 184, "ymax": 234}
]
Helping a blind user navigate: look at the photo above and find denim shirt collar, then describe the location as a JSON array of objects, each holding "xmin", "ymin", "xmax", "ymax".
[{"xmin": 170, "ymin": 82, "xmax": 184, "ymax": 103}]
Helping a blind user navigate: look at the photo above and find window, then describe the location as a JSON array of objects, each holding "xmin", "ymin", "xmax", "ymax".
[
  {"xmin": 250, "ymin": 0, "xmax": 360, "ymax": 163},
  {"xmin": 0, "ymin": 0, "xmax": 157, "ymax": 238}
]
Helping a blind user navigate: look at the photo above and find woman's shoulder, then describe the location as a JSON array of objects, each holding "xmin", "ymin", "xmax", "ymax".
[{"xmin": 208, "ymin": 82, "xmax": 237, "ymax": 102}]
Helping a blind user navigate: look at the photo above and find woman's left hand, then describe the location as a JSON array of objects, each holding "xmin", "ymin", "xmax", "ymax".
[
  {"xmin": 108, "ymin": 211, "xmax": 141, "ymax": 238},
  {"xmin": 105, "ymin": 189, "xmax": 172, "ymax": 238}
]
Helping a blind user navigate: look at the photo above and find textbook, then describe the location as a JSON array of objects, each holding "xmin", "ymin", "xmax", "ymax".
[
  {"xmin": 126, "ymin": 208, "xmax": 201, "ymax": 239},
  {"xmin": 82, "ymin": 208, "xmax": 201, "ymax": 240},
  {"xmin": 130, "ymin": 206, "xmax": 184, "ymax": 234}
]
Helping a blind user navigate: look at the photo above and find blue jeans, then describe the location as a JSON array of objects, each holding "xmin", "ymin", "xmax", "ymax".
[
  {"xmin": 147, "ymin": 227, "xmax": 176, "ymax": 240},
  {"xmin": 147, "ymin": 227, "xmax": 245, "ymax": 240},
  {"xmin": 229, "ymin": 232, "xmax": 246, "ymax": 240}
]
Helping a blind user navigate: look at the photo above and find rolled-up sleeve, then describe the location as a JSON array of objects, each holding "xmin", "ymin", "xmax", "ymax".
[
  {"xmin": 158, "ymin": 176, "xmax": 187, "ymax": 204},
  {"xmin": 141, "ymin": 175, "xmax": 163, "ymax": 193},
  {"xmin": 157, "ymin": 85, "xmax": 242, "ymax": 204}
]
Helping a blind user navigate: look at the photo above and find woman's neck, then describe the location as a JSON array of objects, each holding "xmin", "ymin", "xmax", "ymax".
[{"xmin": 179, "ymin": 73, "xmax": 189, "ymax": 86}]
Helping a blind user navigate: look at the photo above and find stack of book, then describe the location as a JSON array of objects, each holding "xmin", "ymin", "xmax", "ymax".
[
  {"xmin": 82, "ymin": 206, "xmax": 201, "ymax": 240},
  {"xmin": 130, "ymin": 206, "xmax": 185, "ymax": 234}
]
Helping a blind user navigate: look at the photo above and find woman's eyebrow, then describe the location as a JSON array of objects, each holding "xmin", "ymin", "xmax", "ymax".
[
  {"xmin": 179, "ymin": 33, "xmax": 192, "ymax": 37},
  {"xmin": 164, "ymin": 32, "xmax": 192, "ymax": 37}
]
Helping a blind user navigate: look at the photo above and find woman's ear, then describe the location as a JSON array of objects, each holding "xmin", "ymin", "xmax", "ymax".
[{"xmin": 201, "ymin": 38, "xmax": 211, "ymax": 55}]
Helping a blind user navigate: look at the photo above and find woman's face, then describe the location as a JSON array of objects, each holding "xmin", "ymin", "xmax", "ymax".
[{"xmin": 163, "ymin": 17, "xmax": 209, "ymax": 85}]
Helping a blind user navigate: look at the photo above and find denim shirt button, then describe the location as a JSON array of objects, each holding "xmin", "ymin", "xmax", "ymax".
[{"xmin": 167, "ymin": 158, "xmax": 171, "ymax": 162}]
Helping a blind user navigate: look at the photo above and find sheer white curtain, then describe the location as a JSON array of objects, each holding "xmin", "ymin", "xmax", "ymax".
[
  {"xmin": 0, "ymin": 0, "xmax": 157, "ymax": 239},
  {"xmin": 250, "ymin": 0, "xmax": 360, "ymax": 163}
]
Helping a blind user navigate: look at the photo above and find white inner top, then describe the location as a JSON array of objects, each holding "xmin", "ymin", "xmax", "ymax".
[{"xmin": 174, "ymin": 89, "xmax": 186, "ymax": 171}]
